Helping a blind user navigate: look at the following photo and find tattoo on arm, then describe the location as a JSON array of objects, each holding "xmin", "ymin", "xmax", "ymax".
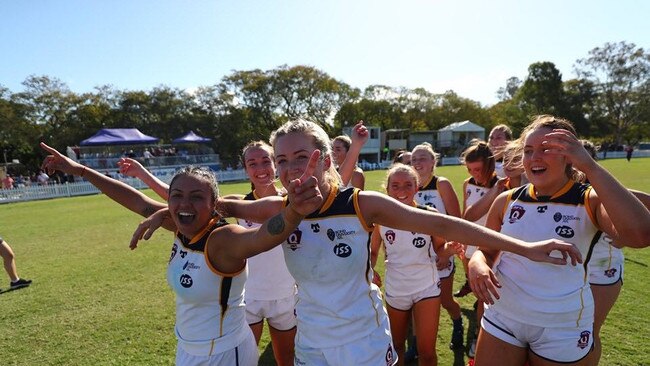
[
  {"xmin": 267, "ymin": 213, "xmax": 286, "ymax": 235},
  {"xmin": 142, "ymin": 205, "xmax": 156, "ymax": 218}
]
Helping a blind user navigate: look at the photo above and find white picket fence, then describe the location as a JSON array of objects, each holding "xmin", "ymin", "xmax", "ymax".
[{"xmin": 0, "ymin": 170, "xmax": 248, "ymax": 204}]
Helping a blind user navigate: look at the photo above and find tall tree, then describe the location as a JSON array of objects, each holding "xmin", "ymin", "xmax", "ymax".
[
  {"xmin": 516, "ymin": 62, "xmax": 567, "ymax": 116},
  {"xmin": 575, "ymin": 41, "xmax": 650, "ymax": 144}
]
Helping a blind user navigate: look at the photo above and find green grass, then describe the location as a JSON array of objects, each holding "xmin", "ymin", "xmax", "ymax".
[{"xmin": 0, "ymin": 158, "xmax": 649, "ymax": 365}]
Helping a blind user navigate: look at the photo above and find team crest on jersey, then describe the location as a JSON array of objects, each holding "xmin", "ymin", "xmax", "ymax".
[
  {"xmin": 412, "ymin": 236, "xmax": 427, "ymax": 248},
  {"xmin": 385, "ymin": 230, "xmax": 396, "ymax": 245},
  {"xmin": 169, "ymin": 243, "xmax": 178, "ymax": 263},
  {"xmin": 604, "ymin": 268, "xmax": 617, "ymax": 278},
  {"xmin": 179, "ymin": 274, "xmax": 193, "ymax": 288},
  {"xmin": 286, "ymin": 229, "xmax": 303, "ymax": 251},
  {"xmin": 508, "ymin": 205, "xmax": 526, "ymax": 223},
  {"xmin": 537, "ymin": 205, "xmax": 548, "ymax": 213},
  {"xmin": 385, "ymin": 344, "xmax": 395, "ymax": 366},
  {"xmin": 577, "ymin": 330, "xmax": 591, "ymax": 349},
  {"xmin": 311, "ymin": 223, "xmax": 320, "ymax": 233}
]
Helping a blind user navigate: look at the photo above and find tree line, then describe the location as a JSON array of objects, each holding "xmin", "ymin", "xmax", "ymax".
[{"xmin": 1, "ymin": 41, "xmax": 648, "ymax": 172}]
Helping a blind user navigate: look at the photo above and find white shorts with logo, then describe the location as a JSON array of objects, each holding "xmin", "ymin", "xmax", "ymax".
[
  {"xmin": 589, "ymin": 262, "xmax": 624, "ymax": 286},
  {"xmin": 481, "ymin": 308, "xmax": 593, "ymax": 363},
  {"xmin": 175, "ymin": 329, "xmax": 258, "ymax": 366},
  {"xmin": 245, "ymin": 294, "xmax": 297, "ymax": 331},
  {"xmin": 437, "ymin": 257, "xmax": 455, "ymax": 280},
  {"xmin": 294, "ymin": 317, "xmax": 397, "ymax": 366},
  {"xmin": 385, "ymin": 283, "xmax": 441, "ymax": 311}
]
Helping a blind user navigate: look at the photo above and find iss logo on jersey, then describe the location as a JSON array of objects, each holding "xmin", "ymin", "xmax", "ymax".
[
  {"xmin": 508, "ymin": 205, "xmax": 526, "ymax": 223},
  {"xmin": 286, "ymin": 229, "xmax": 303, "ymax": 251},
  {"xmin": 577, "ymin": 330, "xmax": 591, "ymax": 349},
  {"xmin": 555, "ymin": 226, "xmax": 575, "ymax": 238},
  {"xmin": 333, "ymin": 243, "xmax": 352, "ymax": 258},
  {"xmin": 179, "ymin": 274, "xmax": 193, "ymax": 288},
  {"xmin": 412, "ymin": 236, "xmax": 427, "ymax": 248},
  {"xmin": 385, "ymin": 230, "xmax": 396, "ymax": 245}
]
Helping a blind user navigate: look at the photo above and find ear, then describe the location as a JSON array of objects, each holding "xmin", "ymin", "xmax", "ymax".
[{"xmin": 323, "ymin": 154, "xmax": 332, "ymax": 170}]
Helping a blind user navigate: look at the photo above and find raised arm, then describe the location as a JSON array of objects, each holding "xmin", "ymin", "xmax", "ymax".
[
  {"xmin": 207, "ymin": 150, "xmax": 324, "ymax": 273},
  {"xmin": 544, "ymin": 130, "xmax": 650, "ymax": 247},
  {"xmin": 463, "ymin": 178, "xmax": 507, "ymax": 221},
  {"xmin": 41, "ymin": 143, "xmax": 166, "ymax": 217},
  {"xmin": 358, "ymin": 190, "xmax": 581, "ymax": 266},
  {"xmin": 218, "ymin": 195, "xmax": 284, "ymax": 223},
  {"xmin": 339, "ymin": 121, "xmax": 368, "ymax": 187},
  {"xmin": 117, "ymin": 158, "xmax": 170, "ymax": 200}
]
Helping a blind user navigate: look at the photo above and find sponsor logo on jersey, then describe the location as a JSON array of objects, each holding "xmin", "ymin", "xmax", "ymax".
[
  {"xmin": 555, "ymin": 225, "xmax": 575, "ymax": 238},
  {"xmin": 333, "ymin": 243, "xmax": 352, "ymax": 257},
  {"xmin": 169, "ymin": 243, "xmax": 178, "ymax": 263},
  {"xmin": 330, "ymin": 228, "xmax": 355, "ymax": 240},
  {"xmin": 537, "ymin": 205, "xmax": 548, "ymax": 213},
  {"xmin": 310, "ymin": 223, "xmax": 320, "ymax": 233},
  {"xmin": 604, "ymin": 268, "xmax": 617, "ymax": 278},
  {"xmin": 245, "ymin": 220, "xmax": 254, "ymax": 227},
  {"xmin": 179, "ymin": 274, "xmax": 193, "ymax": 288},
  {"xmin": 179, "ymin": 250, "xmax": 188, "ymax": 258},
  {"xmin": 577, "ymin": 330, "xmax": 591, "ymax": 349},
  {"xmin": 385, "ymin": 230, "xmax": 396, "ymax": 245},
  {"xmin": 508, "ymin": 204, "xmax": 526, "ymax": 223},
  {"xmin": 286, "ymin": 229, "xmax": 303, "ymax": 251},
  {"xmin": 327, "ymin": 228, "xmax": 336, "ymax": 241},
  {"xmin": 412, "ymin": 236, "xmax": 427, "ymax": 248},
  {"xmin": 182, "ymin": 261, "xmax": 201, "ymax": 271},
  {"xmin": 554, "ymin": 212, "xmax": 581, "ymax": 223},
  {"xmin": 423, "ymin": 194, "xmax": 432, "ymax": 201}
]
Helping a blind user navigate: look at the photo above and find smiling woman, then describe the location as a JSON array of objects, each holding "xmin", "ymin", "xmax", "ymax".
[{"xmin": 39, "ymin": 142, "xmax": 324, "ymax": 366}]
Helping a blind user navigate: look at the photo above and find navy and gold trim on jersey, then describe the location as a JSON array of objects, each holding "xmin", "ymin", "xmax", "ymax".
[
  {"xmin": 468, "ymin": 173, "xmax": 499, "ymax": 188},
  {"xmin": 419, "ymin": 175, "xmax": 439, "ymax": 191},
  {"xmin": 177, "ymin": 218, "xmax": 229, "ymax": 251}
]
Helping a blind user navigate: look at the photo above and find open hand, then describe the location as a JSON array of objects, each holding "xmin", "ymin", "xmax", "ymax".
[
  {"xmin": 130, "ymin": 208, "xmax": 170, "ymax": 249},
  {"xmin": 468, "ymin": 258, "xmax": 501, "ymax": 305},
  {"xmin": 524, "ymin": 239, "xmax": 582, "ymax": 265}
]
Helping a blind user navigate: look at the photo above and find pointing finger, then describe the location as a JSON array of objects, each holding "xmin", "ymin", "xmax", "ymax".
[
  {"xmin": 298, "ymin": 150, "xmax": 321, "ymax": 184},
  {"xmin": 40, "ymin": 142, "xmax": 64, "ymax": 158}
]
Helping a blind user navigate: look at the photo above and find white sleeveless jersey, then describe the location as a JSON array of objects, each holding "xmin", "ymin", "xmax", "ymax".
[
  {"xmin": 464, "ymin": 175, "xmax": 498, "ymax": 226},
  {"xmin": 487, "ymin": 182, "xmax": 599, "ymax": 328},
  {"xmin": 587, "ymin": 231, "xmax": 624, "ymax": 281},
  {"xmin": 282, "ymin": 187, "xmax": 388, "ymax": 348},
  {"xmin": 378, "ymin": 205, "xmax": 439, "ymax": 297},
  {"xmin": 167, "ymin": 219, "xmax": 250, "ymax": 356},
  {"xmin": 416, "ymin": 175, "xmax": 447, "ymax": 213},
  {"xmin": 236, "ymin": 191, "xmax": 296, "ymax": 301}
]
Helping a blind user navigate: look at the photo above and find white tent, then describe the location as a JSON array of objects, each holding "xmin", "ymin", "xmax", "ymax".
[{"xmin": 437, "ymin": 120, "xmax": 485, "ymax": 148}]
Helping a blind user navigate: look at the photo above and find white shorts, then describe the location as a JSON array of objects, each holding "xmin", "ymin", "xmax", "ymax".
[
  {"xmin": 385, "ymin": 283, "xmax": 441, "ymax": 311},
  {"xmin": 245, "ymin": 294, "xmax": 297, "ymax": 331},
  {"xmin": 175, "ymin": 329, "xmax": 258, "ymax": 366},
  {"xmin": 437, "ymin": 257, "xmax": 455, "ymax": 279},
  {"xmin": 589, "ymin": 263, "xmax": 624, "ymax": 286},
  {"xmin": 465, "ymin": 245, "xmax": 478, "ymax": 259},
  {"xmin": 481, "ymin": 308, "xmax": 593, "ymax": 363},
  {"xmin": 294, "ymin": 317, "xmax": 396, "ymax": 366}
]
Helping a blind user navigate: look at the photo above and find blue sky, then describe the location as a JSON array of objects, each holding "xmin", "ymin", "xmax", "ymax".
[{"xmin": 1, "ymin": 0, "xmax": 648, "ymax": 106}]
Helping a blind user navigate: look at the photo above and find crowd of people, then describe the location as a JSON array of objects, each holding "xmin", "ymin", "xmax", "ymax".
[{"xmin": 28, "ymin": 115, "xmax": 650, "ymax": 366}]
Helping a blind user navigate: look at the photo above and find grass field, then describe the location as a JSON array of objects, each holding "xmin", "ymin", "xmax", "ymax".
[{"xmin": 1, "ymin": 158, "xmax": 649, "ymax": 365}]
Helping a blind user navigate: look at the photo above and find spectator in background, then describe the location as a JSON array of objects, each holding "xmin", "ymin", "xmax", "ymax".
[
  {"xmin": 143, "ymin": 149, "xmax": 154, "ymax": 166},
  {"xmin": 393, "ymin": 150, "xmax": 412, "ymax": 165},
  {"xmin": 625, "ymin": 145, "xmax": 633, "ymax": 161},
  {"xmin": 36, "ymin": 170, "xmax": 49, "ymax": 185},
  {"xmin": 2, "ymin": 174, "xmax": 14, "ymax": 189}
]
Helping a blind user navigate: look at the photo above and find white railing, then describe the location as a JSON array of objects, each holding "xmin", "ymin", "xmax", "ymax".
[{"xmin": 0, "ymin": 170, "xmax": 249, "ymax": 204}]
